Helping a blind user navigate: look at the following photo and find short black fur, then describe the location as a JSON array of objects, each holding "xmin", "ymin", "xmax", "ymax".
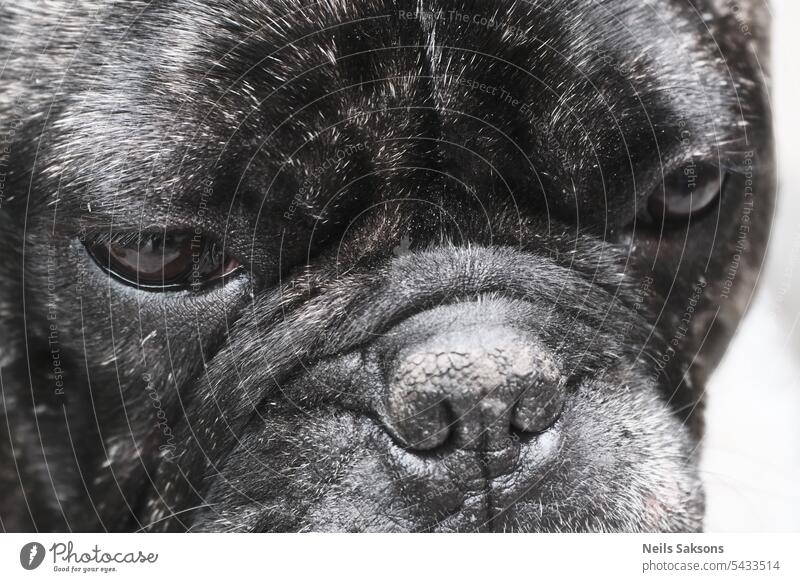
[{"xmin": 0, "ymin": 0, "xmax": 774, "ymax": 531}]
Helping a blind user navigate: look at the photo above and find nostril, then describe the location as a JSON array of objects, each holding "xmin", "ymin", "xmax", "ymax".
[
  {"xmin": 384, "ymin": 384, "xmax": 453, "ymax": 451},
  {"xmin": 512, "ymin": 364, "xmax": 566, "ymax": 434},
  {"xmin": 512, "ymin": 386, "xmax": 565, "ymax": 433}
]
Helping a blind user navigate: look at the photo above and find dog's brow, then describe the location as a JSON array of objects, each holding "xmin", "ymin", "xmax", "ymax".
[{"xmin": 41, "ymin": 0, "xmax": 741, "ymax": 229}]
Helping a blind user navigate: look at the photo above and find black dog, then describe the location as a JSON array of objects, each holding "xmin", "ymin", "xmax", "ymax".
[{"xmin": 0, "ymin": 1, "xmax": 774, "ymax": 532}]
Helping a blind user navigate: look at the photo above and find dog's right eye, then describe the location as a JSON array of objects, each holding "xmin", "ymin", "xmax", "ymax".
[
  {"xmin": 86, "ymin": 231, "xmax": 241, "ymax": 291},
  {"xmin": 638, "ymin": 163, "xmax": 725, "ymax": 227}
]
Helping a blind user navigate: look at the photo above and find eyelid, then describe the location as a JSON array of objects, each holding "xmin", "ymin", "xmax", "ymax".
[
  {"xmin": 83, "ymin": 228, "xmax": 244, "ymax": 293},
  {"xmin": 84, "ymin": 228, "xmax": 169, "ymax": 247}
]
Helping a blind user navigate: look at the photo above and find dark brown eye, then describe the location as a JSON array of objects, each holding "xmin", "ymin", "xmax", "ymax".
[
  {"xmin": 87, "ymin": 231, "xmax": 240, "ymax": 291},
  {"xmin": 645, "ymin": 163, "xmax": 725, "ymax": 225}
]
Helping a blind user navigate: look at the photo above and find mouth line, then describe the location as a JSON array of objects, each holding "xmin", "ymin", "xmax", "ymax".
[
  {"xmin": 375, "ymin": 415, "xmax": 566, "ymax": 528},
  {"xmin": 424, "ymin": 450, "xmax": 566, "ymax": 532},
  {"xmin": 412, "ymin": 471, "xmax": 550, "ymax": 533}
]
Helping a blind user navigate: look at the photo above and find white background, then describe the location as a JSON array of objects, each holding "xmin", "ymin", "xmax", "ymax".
[{"xmin": 702, "ymin": 0, "xmax": 800, "ymax": 531}]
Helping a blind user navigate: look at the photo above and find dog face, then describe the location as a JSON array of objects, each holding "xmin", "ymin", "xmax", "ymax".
[{"xmin": 0, "ymin": 0, "xmax": 773, "ymax": 532}]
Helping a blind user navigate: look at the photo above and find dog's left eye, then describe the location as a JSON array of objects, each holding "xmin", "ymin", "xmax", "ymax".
[
  {"xmin": 86, "ymin": 231, "xmax": 241, "ymax": 291},
  {"xmin": 641, "ymin": 163, "xmax": 725, "ymax": 225}
]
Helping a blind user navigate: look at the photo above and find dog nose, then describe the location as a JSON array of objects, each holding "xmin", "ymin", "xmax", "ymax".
[{"xmin": 381, "ymin": 324, "xmax": 565, "ymax": 452}]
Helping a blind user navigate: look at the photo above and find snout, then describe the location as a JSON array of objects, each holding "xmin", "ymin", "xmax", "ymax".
[
  {"xmin": 197, "ymin": 248, "xmax": 703, "ymax": 531},
  {"xmin": 377, "ymin": 303, "xmax": 566, "ymax": 453}
]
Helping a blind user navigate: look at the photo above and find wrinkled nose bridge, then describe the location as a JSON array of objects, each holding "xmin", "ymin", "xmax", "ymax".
[{"xmin": 381, "ymin": 325, "xmax": 565, "ymax": 452}]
